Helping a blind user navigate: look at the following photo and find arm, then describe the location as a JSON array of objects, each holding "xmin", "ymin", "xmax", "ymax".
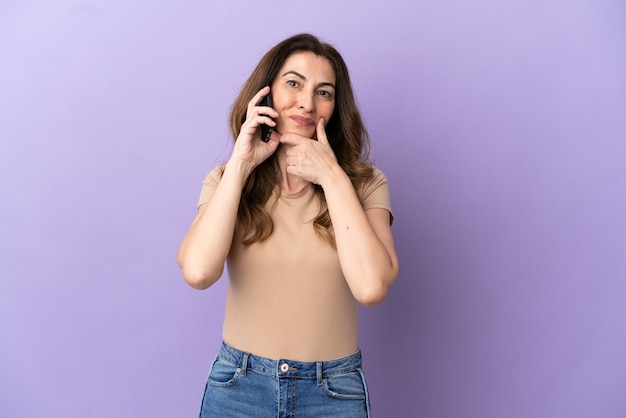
[
  {"xmin": 321, "ymin": 168, "xmax": 399, "ymax": 307},
  {"xmin": 177, "ymin": 160, "xmax": 251, "ymax": 289},
  {"xmin": 177, "ymin": 87, "xmax": 280, "ymax": 289},
  {"xmin": 281, "ymin": 119, "xmax": 399, "ymax": 306}
]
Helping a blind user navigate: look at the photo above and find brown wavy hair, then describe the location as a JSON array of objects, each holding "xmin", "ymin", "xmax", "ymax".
[{"xmin": 229, "ymin": 33, "xmax": 373, "ymax": 247}]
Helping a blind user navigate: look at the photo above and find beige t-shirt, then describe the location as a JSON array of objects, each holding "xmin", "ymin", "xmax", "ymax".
[{"xmin": 198, "ymin": 165, "xmax": 393, "ymax": 361}]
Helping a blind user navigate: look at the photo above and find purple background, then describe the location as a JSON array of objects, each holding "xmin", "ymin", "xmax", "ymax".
[{"xmin": 1, "ymin": 1, "xmax": 625, "ymax": 417}]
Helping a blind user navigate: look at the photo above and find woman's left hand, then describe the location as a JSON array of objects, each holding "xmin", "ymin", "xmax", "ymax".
[{"xmin": 280, "ymin": 118, "xmax": 339, "ymax": 185}]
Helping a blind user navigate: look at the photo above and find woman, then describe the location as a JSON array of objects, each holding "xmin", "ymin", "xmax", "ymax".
[{"xmin": 178, "ymin": 33, "xmax": 399, "ymax": 417}]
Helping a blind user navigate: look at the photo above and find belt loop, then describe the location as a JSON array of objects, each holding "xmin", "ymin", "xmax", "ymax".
[
  {"xmin": 316, "ymin": 362, "xmax": 323, "ymax": 386},
  {"xmin": 241, "ymin": 352, "xmax": 249, "ymax": 376}
]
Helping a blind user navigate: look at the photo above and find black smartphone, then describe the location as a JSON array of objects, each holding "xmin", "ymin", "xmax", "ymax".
[{"xmin": 258, "ymin": 94, "xmax": 275, "ymax": 142}]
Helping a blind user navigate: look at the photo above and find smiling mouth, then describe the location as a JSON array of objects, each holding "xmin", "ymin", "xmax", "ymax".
[{"xmin": 289, "ymin": 115, "xmax": 315, "ymax": 126}]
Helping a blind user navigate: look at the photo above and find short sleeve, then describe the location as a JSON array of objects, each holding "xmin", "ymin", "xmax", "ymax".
[
  {"xmin": 358, "ymin": 167, "xmax": 394, "ymax": 225},
  {"xmin": 197, "ymin": 165, "xmax": 226, "ymax": 208}
]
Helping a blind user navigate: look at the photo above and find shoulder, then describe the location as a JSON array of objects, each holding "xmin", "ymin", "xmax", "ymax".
[
  {"xmin": 357, "ymin": 166, "xmax": 389, "ymax": 198},
  {"xmin": 355, "ymin": 166, "xmax": 394, "ymax": 224},
  {"xmin": 197, "ymin": 164, "xmax": 226, "ymax": 208},
  {"xmin": 369, "ymin": 166, "xmax": 388, "ymax": 185},
  {"xmin": 202, "ymin": 164, "xmax": 226, "ymax": 186}
]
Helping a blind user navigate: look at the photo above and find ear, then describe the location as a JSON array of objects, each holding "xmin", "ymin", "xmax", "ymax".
[{"xmin": 316, "ymin": 118, "xmax": 329, "ymax": 145}]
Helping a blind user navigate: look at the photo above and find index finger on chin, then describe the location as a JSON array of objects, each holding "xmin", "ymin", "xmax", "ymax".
[{"xmin": 279, "ymin": 133, "xmax": 305, "ymax": 146}]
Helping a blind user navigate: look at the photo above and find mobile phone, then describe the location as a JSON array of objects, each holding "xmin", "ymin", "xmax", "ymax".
[{"xmin": 258, "ymin": 94, "xmax": 275, "ymax": 142}]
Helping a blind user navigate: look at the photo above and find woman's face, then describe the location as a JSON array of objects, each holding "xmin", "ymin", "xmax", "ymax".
[{"xmin": 270, "ymin": 51, "xmax": 336, "ymax": 138}]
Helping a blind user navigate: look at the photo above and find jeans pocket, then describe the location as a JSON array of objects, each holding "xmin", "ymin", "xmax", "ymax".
[
  {"xmin": 322, "ymin": 369, "xmax": 367, "ymax": 400},
  {"xmin": 206, "ymin": 356, "xmax": 241, "ymax": 387}
]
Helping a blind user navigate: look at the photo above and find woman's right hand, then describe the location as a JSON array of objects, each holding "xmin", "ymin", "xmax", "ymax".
[{"xmin": 230, "ymin": 86, "xmax": 280, "ymax": 174}]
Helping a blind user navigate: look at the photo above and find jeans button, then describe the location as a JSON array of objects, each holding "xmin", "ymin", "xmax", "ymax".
[{"xmin": 280, "ymin": 363, "xmax": 289, "ymax": 373}]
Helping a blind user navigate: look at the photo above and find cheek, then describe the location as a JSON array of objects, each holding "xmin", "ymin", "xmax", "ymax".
[
  {"xmin": 321, "ymin": 102, "xmax": 335, "ymax": 119},
  {"xmin": 269, "ymin": 88, "xmax": 290, "ymax": 110}
]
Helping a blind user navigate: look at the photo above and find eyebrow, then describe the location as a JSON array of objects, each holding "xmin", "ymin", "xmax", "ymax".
[{"xmin": 281, "ymin": 70, "xmax": 336, "ymax": 90}]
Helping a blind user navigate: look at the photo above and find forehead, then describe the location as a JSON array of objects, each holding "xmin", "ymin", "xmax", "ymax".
[{"xmin": 279, "ymin": 51, "xmax": 336, "ymax": 83}]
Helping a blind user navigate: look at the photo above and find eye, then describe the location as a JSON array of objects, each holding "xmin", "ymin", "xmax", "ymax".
[
  {"xmin": 287, "ymin": 79, "xmax": 300, "ymax": 88},
  {"xmin": 317, "ymin": 90, "xmax": 334, "ymax": 99}
]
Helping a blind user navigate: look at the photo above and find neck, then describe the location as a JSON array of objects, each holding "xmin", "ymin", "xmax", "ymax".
[{"xmin": 276, "ymin": 144, "xmax": 309, "ymax": 194}]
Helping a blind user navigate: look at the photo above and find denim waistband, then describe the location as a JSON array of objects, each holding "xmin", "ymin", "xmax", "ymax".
[{"xmin": 218, "ymin": 342, "xmax": 362, "ymax": 383}]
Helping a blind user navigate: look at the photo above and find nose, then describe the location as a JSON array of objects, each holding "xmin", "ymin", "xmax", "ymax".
[{"xmin": 298, "ymin": 91, "xmax": 315, "ymax": 112}]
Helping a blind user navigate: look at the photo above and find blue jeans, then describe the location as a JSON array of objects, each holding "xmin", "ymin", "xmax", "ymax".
[{"xmin": 198, "ymin": 342, "xmax": 371, "ymax": 417}]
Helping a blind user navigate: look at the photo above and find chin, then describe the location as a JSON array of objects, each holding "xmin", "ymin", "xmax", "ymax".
[{"xmin": 281, "ymin": 125, "xmax": 316, "ymax": 138}]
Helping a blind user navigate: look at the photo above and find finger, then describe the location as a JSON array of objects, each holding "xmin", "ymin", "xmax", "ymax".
[
  {"xmin": 252, "ymin": 86, "xmax": 271, "ymax": 106},
  {"xmin": 259, "ymin": 116, "xmax": 277, "ymax": 128},
  {"xmin": 286, "ymin": 156, "xmax": 298, "ymax": 167},
  {"xmin": 267, "ymin": 129, "xmax": 281, "ymax": 143},
  {"xmin": 315, "ymin": 118, "xmax": 329, "ymax": 145},
  {"xmin": 245, "ymin": 87, "xmax": 271, "ymax": 120},
  {"xmin": 280, "ymin": 133, "xmax": 307, "ymax": 146},
  {"xmin": 249, "ymin": 87, "xmax": 280, "ymax": 121}
]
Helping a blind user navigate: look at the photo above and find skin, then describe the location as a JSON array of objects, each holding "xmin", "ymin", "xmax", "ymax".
[
  {"xmin": 271, "ymin": 52, "xmax": 337, "ymax": 192},
  {"xmin": 178, "ymin": 51, "xmax": 399, "ymax": 308}
]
